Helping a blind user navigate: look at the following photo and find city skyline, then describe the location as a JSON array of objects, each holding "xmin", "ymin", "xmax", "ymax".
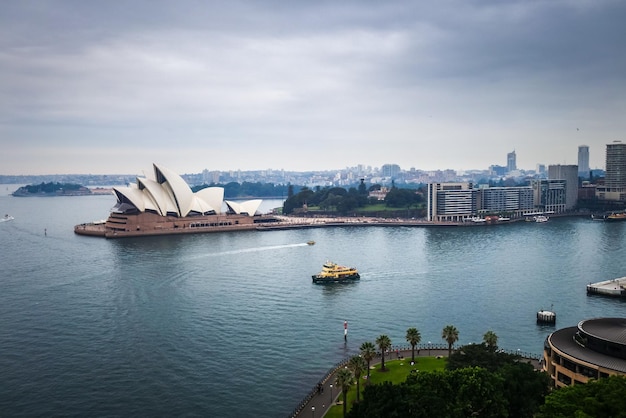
[{"xmin": 1, "ymin": 1, "xmax": 625, "ymax": 175}]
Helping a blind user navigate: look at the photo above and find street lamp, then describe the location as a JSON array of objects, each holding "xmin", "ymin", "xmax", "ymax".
[
  {"xmin": 311, "ymin": 406, "xmax": 315, "ymax": 418},
  {"xmin": 329, "ymin": 384, "xmax": 333, "ymax": 404},
  {"xmin": 428, "ymin": 341, "xmax": 431, "ymax": 356}
]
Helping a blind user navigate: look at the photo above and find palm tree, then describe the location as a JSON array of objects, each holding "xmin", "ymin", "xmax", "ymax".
[
  {"xmin": 359, "ymin": 341, "xmax": 376, "ymax": 381},
  {"xmin": 335, "ymin": 368, "xmax": 355, "ymax": 418},
  {"xmin": 406, "ymin": 327, "xmax": 421, "ymax": 362},
  {"xmin": 442, "ymin": 325, "xmax": 459, "ymax": 357},
  {"xmin": 348, "ymin": 355, "xmax": 367, "ymax": 402},
  {"xmin": 376, "ymin": 334, "xmax": 392, "ymax": 371},
  {"xmin": 483, "ymin": 330, "xmax": 498, "ymax": 351}
]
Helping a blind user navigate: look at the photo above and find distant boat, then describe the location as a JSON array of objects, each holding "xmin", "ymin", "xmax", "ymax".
[
  {"xmin": 307, "ymin": 240, "xmax": 315, "ymax": 245},
  {"xmin": 1, "ymin": 214, "xmax": 14, "ymax": 222},
  {"xmin": 534, "ymin": 215, "xmax": 549, "ymax": 223},
  {"xmin": 606, "ymin": 212, "xmax": 626, "ymax": 222}
]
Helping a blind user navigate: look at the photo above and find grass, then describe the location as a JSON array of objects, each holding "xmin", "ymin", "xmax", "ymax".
[{"xmin": 324, "ymin": 356, "xmax": 447, "ymax": 418}]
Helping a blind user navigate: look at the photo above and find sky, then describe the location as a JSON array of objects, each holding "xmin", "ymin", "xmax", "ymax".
[{"xmin": 1, "ymin": 0, "xmax": 625, "ymax": 175}]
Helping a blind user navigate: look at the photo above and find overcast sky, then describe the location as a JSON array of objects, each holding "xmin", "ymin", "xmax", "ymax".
[{"xmin": 1, "ymin": 0, "xmax": 625, "ymax": 175}]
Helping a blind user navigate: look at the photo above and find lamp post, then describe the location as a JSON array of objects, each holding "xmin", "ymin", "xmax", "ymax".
[
  {"xmin": 428, "ymin": 341, "xmax": 431, "ymax": 356},
  {"xmin": 311, "ymin": 406, "xmax": 315, "ymax": 418},
  {"xmin": 329, "ymin": 384, "xmax": 333, "ymax": 404}
]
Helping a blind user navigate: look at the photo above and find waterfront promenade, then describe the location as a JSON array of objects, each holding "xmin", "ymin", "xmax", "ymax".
[{"xmin": 289, "ymin": 345, "xmax": 541, "ymax": 418}]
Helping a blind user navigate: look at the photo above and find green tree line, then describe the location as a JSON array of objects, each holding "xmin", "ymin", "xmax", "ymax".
[{"xmin": 282, "ymin": 181, "xmax": 426, "ymax": 215}]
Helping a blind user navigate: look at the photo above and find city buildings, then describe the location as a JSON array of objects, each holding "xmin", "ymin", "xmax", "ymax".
[
  {"xmin": 427, "ymin": 180, "xmax": 566, "ymax": 222},
  {"xmin": 543, "ymin": 318, "xmax": 626, "ymax": 388}
]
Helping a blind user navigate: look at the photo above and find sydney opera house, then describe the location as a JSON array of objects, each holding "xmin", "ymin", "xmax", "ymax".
[{"xmin": 75, "ymin": 164, "xmax": 274, "ymax": 238}]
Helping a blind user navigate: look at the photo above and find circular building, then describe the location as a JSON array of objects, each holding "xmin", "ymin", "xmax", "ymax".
[{"xmin": 543, "ymin": 317, "xmax": 626, "ymax": 388}]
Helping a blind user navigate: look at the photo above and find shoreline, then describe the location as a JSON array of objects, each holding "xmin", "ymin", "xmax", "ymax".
[
  {"xmin": 290, "ymin": 345, "xmax": 541, "ymax": 418},
  {"xmin": 75, "ymin": 212, "xmax": 591, "ymax": 238}
]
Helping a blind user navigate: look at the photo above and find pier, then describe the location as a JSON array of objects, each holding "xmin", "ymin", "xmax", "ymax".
[{"xmin": 586, "ymin": 277, "xmax": 626, "ymax": 297}]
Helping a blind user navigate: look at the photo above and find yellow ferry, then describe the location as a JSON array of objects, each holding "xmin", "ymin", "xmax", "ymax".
[{"xmin": 312, "ymin": 261, "xmax": 360, "ymax": 284}]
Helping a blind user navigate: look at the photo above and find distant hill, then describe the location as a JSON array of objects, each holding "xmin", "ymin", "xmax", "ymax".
[{"xmin": 12, "ymin": 182, "xmax": 92, "ymax": 197}]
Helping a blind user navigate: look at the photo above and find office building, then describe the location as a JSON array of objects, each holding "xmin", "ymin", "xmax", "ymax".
[
  {"xmin": 479, "ymin": 187, "xmax": 534, "ymax": 213},
  {"xmin": 548, "ymin": 165, "xmax": 578, "ymax": 210},
  {"xmin": 596, "ymin": 141, "xmax": 626, "ymax": 201},
  {"xmin": 578, "ymin": 145, "xmax": 590, "ymax": 178},
  {"xmin": 530, "ymin": 179, "xmax": 567, "ymax": 214},
  {"xmin": 507, "ymin": 151, "xmax": 517, "ymax": 173},
  {"xmin": 427, "ymin": 183, "xmax": 476, "ymax": 222},
  {"xmin": 381, "ymin": 164, "xmax": 401, "ymax": 179}
]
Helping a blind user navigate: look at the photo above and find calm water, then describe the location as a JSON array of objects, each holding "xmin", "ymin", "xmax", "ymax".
[{"xmin": 1, "ymin": 188, "xmax": 626, "ymax": 417}]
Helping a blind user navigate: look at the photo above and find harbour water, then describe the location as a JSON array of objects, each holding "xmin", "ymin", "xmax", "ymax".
[{"xmin": 2, "ymin": 187, "xmax": 626, "ymax": 417}]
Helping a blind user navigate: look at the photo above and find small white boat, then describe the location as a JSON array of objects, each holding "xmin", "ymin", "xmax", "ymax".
[
  {"xmin": 534, "ymin": 215, "xmax": 549, "ymax": 223},
  {"xmin": 0, "ymin": 214, "xmax": 14, "ymax": 222}
]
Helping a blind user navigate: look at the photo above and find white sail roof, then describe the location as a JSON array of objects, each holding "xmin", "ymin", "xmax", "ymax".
[
  {"xmin": 112, "ymin": 164, "xmax": 262, "ymax": 218},
  {"xmin": 225, "ymin": 199, "xmax": 263, "ymax": 216}
]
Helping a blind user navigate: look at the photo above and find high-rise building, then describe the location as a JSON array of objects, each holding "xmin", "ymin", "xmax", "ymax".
[
  {"xmin": 605, "ymin": 141, "xmax": 626, "ymax": 189},
  {"xmin": 381, "ymin": 164, "xmax": 401, "ymax": 179},
  {"xmin": 548, "ymin": 164, "xmax": 578, "ymax": 210},
  {"xmin": 507, "ymin": 151, "xmax": 517, "ymax": 173},
  {"xmin": 597, "ymin": 141, "xmax": 626, "ymax": 201},
  {"xmin": 578, "ymin": 145, "xmax": 590, "ymax": 178}
]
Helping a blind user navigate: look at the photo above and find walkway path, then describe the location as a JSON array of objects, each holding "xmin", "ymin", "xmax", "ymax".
[{"xmin": 291, "ymin": 347, "xmax": 540, "ymax": 418}]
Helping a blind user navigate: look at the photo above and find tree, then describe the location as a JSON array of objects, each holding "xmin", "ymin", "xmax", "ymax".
[
  {"xmin": 499, "ymin": 362, "xmax": 550, "ymax": 418},
  {"xmin": 359, "ymin": 342, "xmax": 376, "ymax": 381},
  {"xmin": 441, "ymin": 325, "xmax": 459, "ymax": 357},
  {"xmin": 406, "ymin": 327, "xmax": 421, "ymax": 362},
  {"xmin": 446, "ymin": 343, "xmax": 519, "ymax": 372},
  {"xmin": 348, "ymin": 355, "xmax": 367, "ymax": 403},
  {"xmin": 358, "ymin": 178, "xmax": 367, "ymax": 195},
  {"xmin": 537, "ymin": 375, "xmax": 626, "ymax": 418},
  {"xmin": 483, "ymin": 330, "xmax": 498, "ymax": 351},
  {"xmin": 375, "ymin": 335, "xmax": 392, "ymax": 372},
  {"xmin": 335, "ymin": 367, "xmax": 355, "ymax": 417}
]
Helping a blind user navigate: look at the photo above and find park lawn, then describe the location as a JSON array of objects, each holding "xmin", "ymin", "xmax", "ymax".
[{"xmin": 325, "ymin": 356, "xmax": 447, "ymax": 418}]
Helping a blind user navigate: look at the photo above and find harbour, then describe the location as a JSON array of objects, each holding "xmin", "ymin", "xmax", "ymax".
[{"xmin": 3, "ymin": 190, "xmax": 626, "ymax": 416}]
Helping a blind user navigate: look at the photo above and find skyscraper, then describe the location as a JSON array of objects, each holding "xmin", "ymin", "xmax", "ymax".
[
  {"xmin": 605, "ymin": 141, "xmax": 626, "ymax": 189},
  {"xmin": 507, "ymin": 151, "xmax": 517, "ymax": 173},
  {"xmin": 596, "ymin": 141, "xmax": 626, "ymax": 201},
  {"xmin": 578, "ymin": 145, "xmax": 589, "ymax": 178}
]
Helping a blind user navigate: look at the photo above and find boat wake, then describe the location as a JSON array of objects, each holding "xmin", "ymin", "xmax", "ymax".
[{"xmin": 201, "ymin": 243, "xmax": 309, "ymax": 258}]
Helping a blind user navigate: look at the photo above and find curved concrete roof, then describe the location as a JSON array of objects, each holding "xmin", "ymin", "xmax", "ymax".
[
  {"xmin": 112, "ymin": 164, "xmax": 261, "ymax": 217},
  {"xmin": 225, "ymin": 199, "xmax": 263, "ymax": 216}
]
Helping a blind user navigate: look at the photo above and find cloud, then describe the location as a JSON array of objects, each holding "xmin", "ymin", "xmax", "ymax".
[{"xmin": 1, "ymin": 0, "xmax": 625, "ymax": 174}]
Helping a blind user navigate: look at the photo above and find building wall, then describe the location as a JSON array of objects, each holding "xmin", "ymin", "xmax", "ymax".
[
  {"xmin": 479, "ymin": 187, "xmax": 534, "ymax": 214},
  {"xmin": 531, "ymin": 179, "xmax": 566, "ymax": 213}
]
